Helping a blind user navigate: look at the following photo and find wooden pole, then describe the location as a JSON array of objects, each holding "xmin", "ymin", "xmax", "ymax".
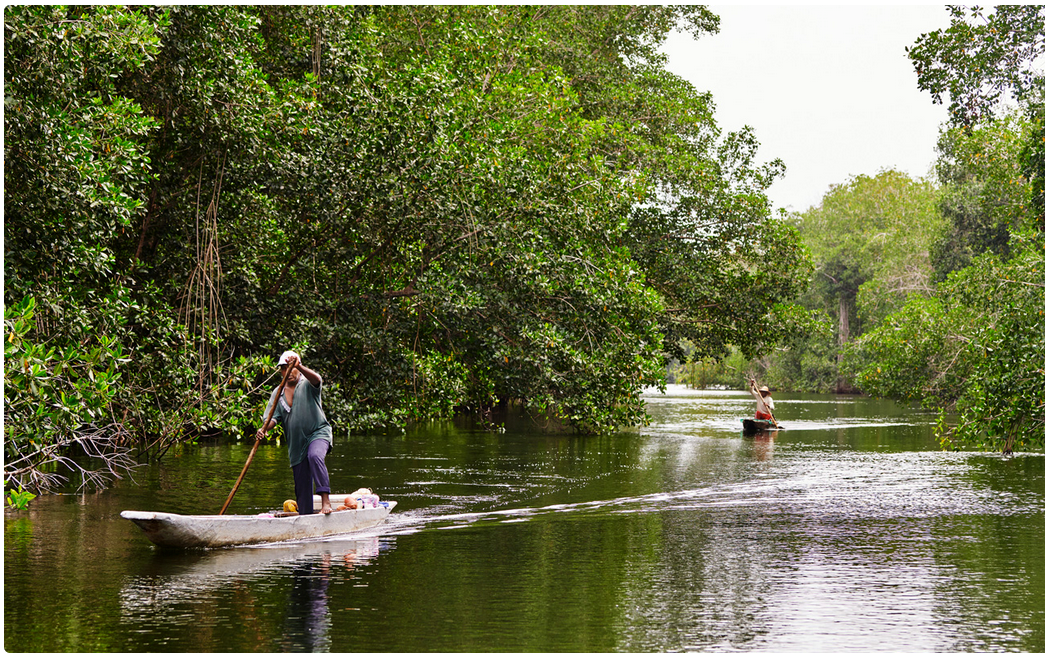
[{"xmin": 219, "ymin": 363, "xmax": 294, "ymax": 515}]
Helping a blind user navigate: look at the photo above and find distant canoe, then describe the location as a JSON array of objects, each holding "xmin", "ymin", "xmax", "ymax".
[
  {"xmin": 121, "ymin": 494, "xmax": 396, "ymax": 549},
  {"xmin": 742, "ymin": 419, "xmax": 781, "ymax": 434}
]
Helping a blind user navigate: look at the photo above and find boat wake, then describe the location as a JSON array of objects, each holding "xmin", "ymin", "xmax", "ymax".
[
  {"xmin": 381, "ymin": 483, "xmax": 785, "ymax": 535},
  {"xmin": 379, "ymin": 449, "xmax": 1045, "ymax": 536}
]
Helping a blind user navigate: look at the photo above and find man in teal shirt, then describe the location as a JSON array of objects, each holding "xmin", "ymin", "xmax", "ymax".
[{"xmin": 256, "ymin": 351, "xmax": 334, "ymax": 514}]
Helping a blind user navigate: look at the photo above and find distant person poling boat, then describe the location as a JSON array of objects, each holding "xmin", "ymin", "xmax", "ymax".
[{"xmin": 744, "ymin": 378, "xmax": 782, "ymax": 434}]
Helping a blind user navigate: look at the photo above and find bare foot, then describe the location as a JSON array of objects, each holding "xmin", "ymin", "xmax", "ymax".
[{"xmin": 321, "ymin": 504, "xmax": 333, "ymax": 515}]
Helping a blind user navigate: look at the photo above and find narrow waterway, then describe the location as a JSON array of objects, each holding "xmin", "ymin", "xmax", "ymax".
[{"xmin": 6, "ymin": 387, "xmax": 1045, "ymax": 651}]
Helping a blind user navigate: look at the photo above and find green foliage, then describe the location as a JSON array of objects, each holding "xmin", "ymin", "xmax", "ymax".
[
  {"xmin": 764, "ymin": 321, "xmax": 839, "ymax": 394},
  {"xmin": 5, "ymin": 7, "xmax": 278, "ymax": 490},
  {"xmin": 857, "ymin": 6, "xmax": 1045, "ymax": 451},
  {"xmin": 4, "ymin": 296, "xmax": 132, "ymax": 491},
  {"xmin": 848, "ymin": 236, "xmax": 1045, "ymax": 452},
  {"xmin": 5, "ymin": 487, "xmax": 36, "ymax": 511},
  {"xmin": 673, "ymin": 343, "xmax": 750, "ymax": 389},
  {"xmin": 907, "ymin": 3, "xmax": 1044, "ymax": 240},
  {"xmin": 1021, "ymin": 113, "xmax": 1045, "ymax": 229},
  {"xmin": 908, "ymin": 6, "xmax": 1045, "ymax": 127},
  {"xmin": 800, "ymin": 169, "xmax": 944, "ymax": 328},
  {"xmin": 845, "ymin": 295, "xmax": 974, "ymax": 407},
  {"xmin": 4, "ymin": 6, "xmax": 164, "ymax": 284},
  {"xmin": 4, "ymin": 6, "xmax": 812, "ymax": 491},
  {"xmin": 222, "ymin": 6, "xmax": 809, "ymax": 433},
  {"xmin": 786, "ymin": 170, "xmax": 943, "ymax": 392},
  {"xmin": 4, "ymin": 297, "xmax": 124, "ymax": 433},
  {"xmin": 932, "ymin": 114, "xmax": 1036, "ymax": 278},
  {"xmin": 941, "ymin": 238, "xmax": 1045, "ymax": 452}
]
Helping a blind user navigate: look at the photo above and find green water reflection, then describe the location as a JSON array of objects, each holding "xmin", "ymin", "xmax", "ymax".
[{"xmin": 5, "ymin": 388, "xmax": 1045, "ymax": 651}]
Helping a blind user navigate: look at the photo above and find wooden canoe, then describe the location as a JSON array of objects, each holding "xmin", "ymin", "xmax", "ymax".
[
  {"xmin": 121, "ymin": 494, "xmax": 396, "ymax": 549},
  {"xmin": 742, "ymin": 418, "xmax": 781, "ymax": 434}
]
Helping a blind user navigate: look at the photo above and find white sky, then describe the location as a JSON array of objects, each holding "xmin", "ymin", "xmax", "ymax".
[{"xmin": 662, "ymin": 5, "xmax": 955, "ymax": 214}]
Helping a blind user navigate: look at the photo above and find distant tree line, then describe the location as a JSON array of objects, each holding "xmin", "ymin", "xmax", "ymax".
[
  {"xmin": 4, "ymin": 6, "xmax": 812, "ymax": 494},
  {"xmin": 682, "ymin": 6, "xmax": 1043, "ymax": 454}
]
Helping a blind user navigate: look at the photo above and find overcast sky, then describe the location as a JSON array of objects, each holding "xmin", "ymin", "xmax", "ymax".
[{"xmin": 662, "ymin": 5, "xmax": 955, "ymax": 214}]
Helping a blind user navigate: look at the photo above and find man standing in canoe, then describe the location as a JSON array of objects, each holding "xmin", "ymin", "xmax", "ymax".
[
  {"xmin": 256, "ymin": 351, "xmax": 334, "ymax": 515},
  {"xmin": 749, "ymin": 378, "xmax": 777, "ymax": 426}
]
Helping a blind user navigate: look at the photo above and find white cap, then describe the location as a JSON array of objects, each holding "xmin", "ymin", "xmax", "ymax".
[{"xmin": 278, "ymin": 350, "xmax": 300, "ymax": 366}]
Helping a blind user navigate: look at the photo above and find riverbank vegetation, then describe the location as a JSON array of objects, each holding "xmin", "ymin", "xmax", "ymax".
[
  {"xmin": 6, "ymin": 7, "xmax": 1042, "ymax": 501},
  {"xmin": 5, "ymin": 6, "xmax": 812, "ymax": 495},
  {"xmin": 855, "ymin": 6, "xmax": 1045, "ymax": 453},
  {"xmin": 680, "ymin": 7, "xmax": 1044, "ymax": 453}
]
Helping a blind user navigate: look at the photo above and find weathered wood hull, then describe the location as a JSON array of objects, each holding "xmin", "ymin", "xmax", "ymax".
[
  {"xmin": 121, "ymin": 496, "xmax": 396, "ymax": 549},
  {"xmin": 742, "ymin": 419, "xmax": 780, "ymax": 434}
]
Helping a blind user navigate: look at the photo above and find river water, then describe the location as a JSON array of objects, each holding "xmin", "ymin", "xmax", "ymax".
[{"xmin": 5, "ymin": 386, "xmax": 1045, "ymax": 652}]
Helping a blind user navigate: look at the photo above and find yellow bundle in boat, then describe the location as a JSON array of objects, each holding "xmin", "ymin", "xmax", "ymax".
[{"xmin": 283, "ymin": 499, "xmax": 298, "ymax": 513}]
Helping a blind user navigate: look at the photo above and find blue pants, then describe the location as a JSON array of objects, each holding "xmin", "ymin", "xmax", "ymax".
[{"xmin": 292, "ymin": 439, "xmax": 331, "ymax": 515}]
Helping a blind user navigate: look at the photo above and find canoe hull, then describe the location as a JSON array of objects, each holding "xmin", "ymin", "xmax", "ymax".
[
  {"xmin": 742, "ymin": 419, "xmax": 780, "ymax": 434},
  {"xmin": 121, "ymin": 498, "xmax": 396, "ymax": 549}
]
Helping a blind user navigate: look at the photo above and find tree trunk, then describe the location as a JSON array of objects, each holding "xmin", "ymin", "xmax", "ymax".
[{"xmin": 836, "ymin": 296, "xmax": 851, "ymax": 393}]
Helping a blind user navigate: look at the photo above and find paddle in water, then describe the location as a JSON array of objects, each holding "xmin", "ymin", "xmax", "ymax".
[{"xmin": 749, "ymin": 378, "xmax": 782, "ymax": 429}]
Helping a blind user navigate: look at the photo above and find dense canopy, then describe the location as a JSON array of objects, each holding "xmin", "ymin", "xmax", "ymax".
[{"xmin": 4, "ymin": 6, "xmax": 809, "ymax": 492}]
